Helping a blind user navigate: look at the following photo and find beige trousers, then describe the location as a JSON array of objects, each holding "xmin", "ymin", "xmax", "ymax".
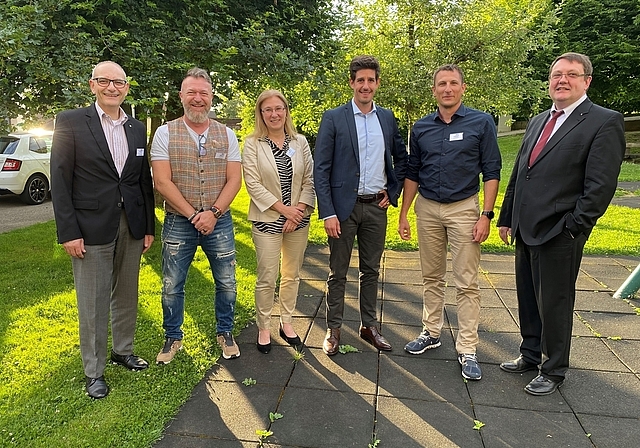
[
  {"xmin": 251, "ymin": 225, "xmax": 309, "ymax": 330},
  {"xmin": 415, "ymin": 194, "xmax": 481, "ymax": 354}
]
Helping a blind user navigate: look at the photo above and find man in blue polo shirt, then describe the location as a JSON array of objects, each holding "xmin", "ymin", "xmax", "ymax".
[{"xmin": 398, "ymin": 64, "xmax": 501, "ymax": 380}]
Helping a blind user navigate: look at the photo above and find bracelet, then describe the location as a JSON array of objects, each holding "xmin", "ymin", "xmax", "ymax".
[
  {"xmin": 210, "ymin": 205, "xmax": 223, "ymax": 219},
  {"xmin": 187, "ymin": 210, "xmax": 199, "ymax": 222}
]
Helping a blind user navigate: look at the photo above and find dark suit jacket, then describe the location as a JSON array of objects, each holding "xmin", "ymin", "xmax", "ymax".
[
  {"xmin": 51, "ymin": 104, "xmax": 155, "ymax": 245},
  {"xmin": 314, "ymin": 102, "xmax": 407, "ymax": 221},
  {"xmin": 498, "ymin": 99, "xmax": 625, "ymax": 246}
]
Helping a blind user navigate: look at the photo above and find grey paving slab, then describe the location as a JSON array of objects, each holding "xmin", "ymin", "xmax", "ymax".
[
  {"xmin": 376, "ymin": 397, "xmax": 481, "ymax": 448},
  {"xmin": 577, "ymin": 311, "xmax": 640, "ymax": 339},
  {"xmin": 159, "ymin": 380, "xmax": 283, "ymax": 442},
  {"xmin": 378, "ymin": 356, "xmax": 471, "ymax": 404},
  {"xmin": 484, "ymin": 272, "xmax": 516, "ymax": 290},
  {"xmin": 270, "ymin": 388, "xmax": 375, "ymax": 447},
  {"xmin": 154, "ymin": 250, "xmax": 640, "ymax": 448},
  {"xmin": 381, "ymin": 282, "xmax": 423, "ymax": 303},
  {"xmin": 605, "ymin": 338, "xmax": 640, "ymax": 373},
  {"xmin": 477, "ymin": 331, "xmax": 526, "ymax": 366},
  {"xmin": 574, "ymin": 290, "xmax": 635, "ymax": 313},
  {"xmin": 287, "ymin": 348, "xmax": 378, "ymax": 394},
  {"xmin": 467, "ymin": 365, "xmax": 572, "ymax": 412},
  {"xmin": 474, "ymin": 405, "xmax": 592, "ymax": 448},
  {"xmin": 577, "ymin": 414, "xmax": 640, "ymax": 448},
  {"xmin": 445, "ymin": 304, "xmax": 521, "ymax": 333},
  {"xmin": 382, "ymin": 322, "xmax": 457, "ymax": 358},
  {"xmin": 561, "ymin": 369, "xmax": 640, "ymax": 417},
  {"xmin": 569, "ymin": 337, "xmax": 631, "ymax": 372}
]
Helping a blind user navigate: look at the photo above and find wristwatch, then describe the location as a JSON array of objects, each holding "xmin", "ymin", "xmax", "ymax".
[
  {"xmin": 210, "ymin": 206, "xmax": 223, "ymax": 219},
  {"xmin": 481, "ymin": 210, "xmax": 495, "ymax": 220}
]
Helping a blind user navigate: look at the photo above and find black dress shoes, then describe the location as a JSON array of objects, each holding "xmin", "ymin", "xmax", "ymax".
[
  {"xmin": 525, "ymin": 375, "xmax": 564, "ymax": 396},
  {"xmin": 111, "ymin": 351, "xmax": 149, "ymax": 371},
  {"xmin": 256, "ymin": 342, "xmax": 272, "ymax": 354},
  {"xmin": 360, "ymin": 326, "xmax": 392, "ymax": 351},
  {"xmin": 86, "ymin": 376, "xmax": 109, "ymax": 399},
  {"xmin": 500, "ymin": 355, "xmax": 538, "ymax": 373},
  {"xmin": 323, "ymin": 328, "xmax": 340, "ymax": 356},
  {"xmin": 279, "ymin": 325, "xmax": 302, "ymax": 349}
]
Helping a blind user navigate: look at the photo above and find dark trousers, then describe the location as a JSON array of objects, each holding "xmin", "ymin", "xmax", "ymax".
[
  {"xmin": 326, "ymin": 202, "xmax": 387, "ymax": 328},
  {"xmin": 515, "ymin": 229, "xmax": 587, "ymax": 380}
]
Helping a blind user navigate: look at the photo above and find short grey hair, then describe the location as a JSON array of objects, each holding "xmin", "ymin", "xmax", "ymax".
[{"xmin": 184, "ymin": 67, "xmax": 212, "ymax": 85}]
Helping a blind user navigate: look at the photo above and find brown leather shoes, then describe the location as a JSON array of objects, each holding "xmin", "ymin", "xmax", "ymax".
[
  {"xmin": 323, "ymin": 328, "xmax": 340, "ymax": 356},
  {"xmin": 360, "ymin": 326, "xmax": 392, "ymax": 351}
]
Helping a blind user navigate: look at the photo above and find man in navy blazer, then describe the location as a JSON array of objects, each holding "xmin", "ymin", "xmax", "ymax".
[
  {"xmin": 51, "ymin": 61, "xmax": 155, "ymax": 399},
  {"xmin": 314, "ymin": 55, "xmax": 407, "ymax": 355},
  {"xmin": 497, "ymin": 52, "xmax": 625, "ymax": 395}
]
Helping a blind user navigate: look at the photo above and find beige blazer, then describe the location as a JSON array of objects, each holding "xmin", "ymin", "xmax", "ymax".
[{"xmin": 243, "ymin": 134, "xmax": 315, "ymax": 222}]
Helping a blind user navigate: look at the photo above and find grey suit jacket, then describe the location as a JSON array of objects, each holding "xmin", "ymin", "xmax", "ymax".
[
  {"xmin": 51, "ymin": 104, "xmax": 155, "ymax": 245},
  {"xmin": 314, "ymin": 102, "xmax": 407, "ymax": 221},
  {"xmin": 498, "ymin": 99, "xmax": 625, "ymax": 245}
]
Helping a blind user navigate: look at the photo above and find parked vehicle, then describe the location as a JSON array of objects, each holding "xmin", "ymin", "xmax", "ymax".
[{"xmin": 0, "ymin": 130, "xmax": 53, "ymax": 205}]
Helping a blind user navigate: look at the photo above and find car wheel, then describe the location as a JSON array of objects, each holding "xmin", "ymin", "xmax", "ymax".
[{"xmin": 20, "ymin": 173, "xmax": 49, "ymax": 205}]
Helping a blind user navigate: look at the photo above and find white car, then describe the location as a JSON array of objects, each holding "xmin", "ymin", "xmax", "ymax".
[{"xmin": 0, "ymin": 130, "xmax": 53, "ymax": 205}]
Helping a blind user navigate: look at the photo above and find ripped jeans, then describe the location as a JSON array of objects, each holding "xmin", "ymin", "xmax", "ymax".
[{"xmin": 161, "ymin": 211, "xmax": 237, "ymax": 339}]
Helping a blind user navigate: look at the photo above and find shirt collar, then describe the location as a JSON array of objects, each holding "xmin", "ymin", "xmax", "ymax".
[
  {"xmin": 351, "ymin": 98, "xmax": 377, "ymax": 115},
  {"xmin": 94, "ymin": 102, "xmax": 128, "ymax": 124},
  {"xmin": 434, "ymin": 103, "xmax": 466, "ymax": 122},
  {"xmin": 552, "ymin": 94, "xmax": 588, "ymax": 117}
]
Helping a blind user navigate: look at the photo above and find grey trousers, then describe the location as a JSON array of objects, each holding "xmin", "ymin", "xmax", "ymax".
[
  {"xmin": 326, "ymin": 202, "xmax": 387, "ymax": 328},
  {"xmin": 72, "ymin": 211, "xmax": 144, "ymax": 378}
]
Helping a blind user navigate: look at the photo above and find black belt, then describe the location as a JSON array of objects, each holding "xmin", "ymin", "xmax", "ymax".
[{"xmin": 356, "ymin": 193, "xmax": 384, "ymax": 204}]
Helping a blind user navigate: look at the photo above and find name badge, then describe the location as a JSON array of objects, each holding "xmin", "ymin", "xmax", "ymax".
[
  {"xmin": 449, "ymin": 132, "xmax": 463, "ymax": 141},
  {"xmin": 215, "ymin": 152, "xmax": 227, "ymax": 159},
  {"xmin": 136, "ymin": 148, "xmax": 145, "ymax": 157},
  {"xmin": 286, "ymin": 148, "xmax": 296, "ymax": 158}
]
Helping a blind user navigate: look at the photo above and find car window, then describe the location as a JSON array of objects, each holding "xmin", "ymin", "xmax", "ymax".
[
  {"xmin": 0, "ymin": 137, "xmax": 19, "ymax": 155},
  {"xmin": 29, "ymin": 137, "xmax": 48, "ymax": 154}
]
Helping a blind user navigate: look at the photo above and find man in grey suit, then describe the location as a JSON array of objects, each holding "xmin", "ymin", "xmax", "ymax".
[
  {"xmin": 51, "ymin": 61, "xmax": 155, "ymax": 399},
  {"xmin": 497, "ymin": 52, "xmax": 625, "ymax": 395},
  {"xmin": 314, "ymin": 55, "xmax": 407, "ymax": 356}
]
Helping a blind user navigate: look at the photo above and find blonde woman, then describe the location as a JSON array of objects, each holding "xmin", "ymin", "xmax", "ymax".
[{"xmin": 242, "ymin": 90, "xmax": 315, "ymax": 353}]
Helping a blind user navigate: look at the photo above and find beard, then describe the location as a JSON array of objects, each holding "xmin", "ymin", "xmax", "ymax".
[{"xmin": 184, "ymin": 105, "xmax": 209, "ymax": 124}]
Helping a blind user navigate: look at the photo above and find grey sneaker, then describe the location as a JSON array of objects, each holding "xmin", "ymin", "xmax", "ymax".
[
  {"xmin": 217, "ymin": 332, "xmax": 240, "ymax": 359},
  {"xmin": 404, "ymin": 330, "xmax": 441, "ymax": 354},
  {"xmin": 156, "ymin": 337, "xmax": 183, "ymax": 365},
  {"xmin": 459, "ymin": 353, "xmax": 482, "ymax": 380}
]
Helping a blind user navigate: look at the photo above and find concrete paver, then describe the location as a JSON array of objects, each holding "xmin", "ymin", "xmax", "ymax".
[{"xmin": 154, "ymin": 245, "xmax": 640, "ymax": 447}]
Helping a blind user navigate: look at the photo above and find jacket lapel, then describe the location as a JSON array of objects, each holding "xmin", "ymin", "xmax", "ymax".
[
  {"xmin": 344, "ymin": 104, "xmax": 360, "ymax": 164},
  {"xmin": 530, "ymin": 100, "xmax": 592, "ymax": 166},
  {"xmin": 86, "ymin": 105, "xmax": 119, "ymax": 176},
  {"xmin": 122, "ymin": 119, "xmax": 137, "ymax": 173}
]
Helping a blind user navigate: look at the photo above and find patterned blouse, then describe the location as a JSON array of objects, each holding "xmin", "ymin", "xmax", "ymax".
[{"xmin": 252, "ymin": 134, "xmax": 310, "ymax": 234}]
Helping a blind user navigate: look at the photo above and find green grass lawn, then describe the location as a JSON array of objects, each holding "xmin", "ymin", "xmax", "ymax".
[{"xmin": 1, "ymin": 134, "xmax": 639, "ymax": 447}]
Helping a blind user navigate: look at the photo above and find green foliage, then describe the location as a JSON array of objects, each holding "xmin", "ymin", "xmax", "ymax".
[
  {"xmin": 269, "ymin": 412, "xmax": 283, "ymax": 422},
  {"xmin": 338, "ymin": 344, "xmax": 359, "ymax": 354},
  {"xmin": 473, "ymin": 419, "xmax": 486, "ymax": 430},
  {"xmin": 242, "ymin": 377, "xmax": 257, "ymax": 386}
]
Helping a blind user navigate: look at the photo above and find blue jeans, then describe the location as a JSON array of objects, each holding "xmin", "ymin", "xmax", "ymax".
[{"xmin": 161, "ymin": 211, "xmax": 237, "ymax": 339}]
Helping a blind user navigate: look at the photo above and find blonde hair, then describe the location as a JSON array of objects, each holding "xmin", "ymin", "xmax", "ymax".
[{"xmin": 247, "ymin": 89, "xmax": 298, "ymax": 140}]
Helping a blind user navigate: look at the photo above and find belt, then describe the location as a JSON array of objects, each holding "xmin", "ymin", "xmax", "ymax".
[{"xmin": 356, "ymin": 193, "xmax": 384, "ymax": 204}]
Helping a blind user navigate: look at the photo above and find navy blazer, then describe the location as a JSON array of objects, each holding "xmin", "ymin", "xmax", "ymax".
[
  {"xmin": 314, "ymin": 102, "xmax": 407, "ymax": 221},
  {"xmin": 498, "ymin": 99, "xmax": 625, "ymax": 245},
  {"xmin": 51, "ymin": 104, "xmax": 155, "ymax": 245}
]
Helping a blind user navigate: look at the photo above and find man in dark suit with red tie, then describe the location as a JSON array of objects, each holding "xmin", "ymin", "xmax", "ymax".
[
  {"xmin": 497, "ymin": 52, "xmax": 625, "ymax": 395},
  {"xmin": 51, "ymin": 61, "xmax": 155, "ymax": 399}
]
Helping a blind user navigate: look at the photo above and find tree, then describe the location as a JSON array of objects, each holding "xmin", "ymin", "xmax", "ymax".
[
  {"xmin": 554, "ymin": 0, "xmax": 640, "ymax": 114},
  {"xmin": 338, "ymin": 0, "xmax": 558, "ymax": 135},
  {"xmin": 0, "ymin": 0, "xmax": 343, "ymax": 137}
]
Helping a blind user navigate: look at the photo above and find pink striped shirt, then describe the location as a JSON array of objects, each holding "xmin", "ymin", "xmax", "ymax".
[{"xmin": 95, "ymin": 102, "xmax": 129, "ymax": 176}]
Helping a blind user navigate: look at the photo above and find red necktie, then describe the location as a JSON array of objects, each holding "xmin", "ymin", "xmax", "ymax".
[{"xmin": 529, "ymin": 109, "xmax": 564, "ymax": 166}]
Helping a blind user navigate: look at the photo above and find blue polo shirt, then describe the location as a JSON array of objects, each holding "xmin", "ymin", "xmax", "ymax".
[{"xmin": 407, "ymin": 104, "xmax": 501, "ymax": 203}]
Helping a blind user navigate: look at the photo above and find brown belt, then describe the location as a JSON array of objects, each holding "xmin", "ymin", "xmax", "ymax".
[{"xmin": 356, "ymin": 193, "xmax": 384, "ymax": 204}]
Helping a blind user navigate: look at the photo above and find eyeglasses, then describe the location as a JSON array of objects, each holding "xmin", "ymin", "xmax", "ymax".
[
  {"xmin": 198, "ymin": 134, "xmax": 207, "ymax": 156},
  {"xmin": 92, "ymin": 77, "xmax": 128, "ymax": 88},
  {"xmin": 549, "ymin": 72, "xmax": 588, "ymax": 81},
  {"xmin": 261, "ymin": 106, "xmax": 286, "ymax": 114}
]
